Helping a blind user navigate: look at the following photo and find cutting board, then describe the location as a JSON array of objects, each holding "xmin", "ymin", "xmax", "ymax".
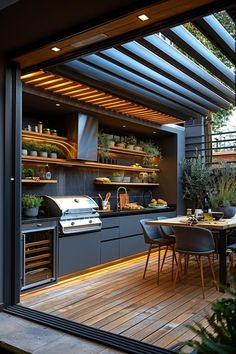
[{"xmin": 120, "ymin": 193, "xmax": 129, "ymax": 209}]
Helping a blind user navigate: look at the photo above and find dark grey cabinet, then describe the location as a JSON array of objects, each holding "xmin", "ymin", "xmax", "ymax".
[
  {"xmin": 59, "ymin": 231, "xmax": 101, "ymax": 276},
  {"xmin": 58, "ymin": 210, "xmax": 177, "ymax": 276}
]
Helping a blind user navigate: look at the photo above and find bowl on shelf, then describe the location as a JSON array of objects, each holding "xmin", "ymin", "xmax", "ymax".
[
  {"xmin": 123, "ymin": 176, "xmax": 131, "ymax": 182},
  {"xmin": 211, "ymin": 211, "xmax": 224, "ymax": 220}
]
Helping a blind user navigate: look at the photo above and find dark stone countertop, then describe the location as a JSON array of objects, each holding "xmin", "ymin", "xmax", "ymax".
[{"xmin": 98, "ymin": 206, "xmax": 176, "ymax": 218}]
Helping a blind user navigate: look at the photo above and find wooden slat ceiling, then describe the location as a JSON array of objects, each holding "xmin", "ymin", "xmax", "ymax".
[
  {"xmin": 21, "ymin": 70, "xmax": 182, "ymax": 125},
  {"xmin": 15, "ymin": 0, "xmax": 219, "ymax": 70}
]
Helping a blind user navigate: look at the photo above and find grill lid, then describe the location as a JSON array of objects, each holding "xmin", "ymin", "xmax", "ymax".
[{"xmin": 43, "ymin": 195, "xmax": 99, "ymax": 217}]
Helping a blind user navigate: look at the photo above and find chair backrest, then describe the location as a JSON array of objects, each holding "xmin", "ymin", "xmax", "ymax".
[
  {"xmin": 173, "ymin": 226, "xmax": 215, "ymax": 253},
  {"xmin": 140, "ymin": 219, "xmax": 162, "ymax": 244},
  {"xmin": 157, "ymin": 216, "xmax": 174, "ymax": 238}
]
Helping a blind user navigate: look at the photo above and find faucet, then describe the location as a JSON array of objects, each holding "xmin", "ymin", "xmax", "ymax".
[{"xmin": 116, "ymin": 186, "xmax": 128, "ymax": 210}]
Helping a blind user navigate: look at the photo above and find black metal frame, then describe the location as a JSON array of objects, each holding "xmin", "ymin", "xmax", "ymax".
[{"xmin": 4, "ymin": 62, "xmax": 22, "ymax": 306}]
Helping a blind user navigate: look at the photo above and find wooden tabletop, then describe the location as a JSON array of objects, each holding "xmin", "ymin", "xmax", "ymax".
[{"xmin": 145, "ymin": 216, "xmax": 236, "ymax": 230}]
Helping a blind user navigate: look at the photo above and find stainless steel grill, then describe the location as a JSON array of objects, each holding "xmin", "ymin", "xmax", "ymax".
[{"xmin": 43, "ymin": 195, "xmax": 102, "ymax": 234}]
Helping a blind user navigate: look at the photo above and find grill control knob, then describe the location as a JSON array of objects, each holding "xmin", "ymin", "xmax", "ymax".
[
  {"xmin": 71, "ymin": 222, "xmax": 75, "ymax": 226},
  {"xmin": 89, "ymin": 220, "xmax": 92, "ymax": 224},
  {"xmin": 74, "ymin": 198, "xmax": 79, "ymax": 203}
]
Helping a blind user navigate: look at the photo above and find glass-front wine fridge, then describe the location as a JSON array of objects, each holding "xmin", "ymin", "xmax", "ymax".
[{"xmin": 21, "ymin": 220, "xmax": 58, "ymax": 291}]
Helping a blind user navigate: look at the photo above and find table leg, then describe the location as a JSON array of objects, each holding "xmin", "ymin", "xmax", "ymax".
[{"xmin": 218, "ymin": 229, "xmax": 227, "ymax": 288}]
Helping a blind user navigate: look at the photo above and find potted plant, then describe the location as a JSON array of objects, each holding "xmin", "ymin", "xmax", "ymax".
[
  {"xmin": 126, "ymin": 135, "xmax": 137, "ymax": 150},
  {"xmin": 22, "ymin": 194, "xmax": 43, "ymax": 217},
  {"xmin": 182, "ymin": 154, "xmax": 213, "ymax": 210},
  {"xmin": 22, "ymin": 141, "xmax": 28, "ymax": 156},
  {"xmin": 48, "ymin": 144, "xmax": 62, "ymax": 158},
  {"xmin": 22, "ymin": 167, "xmax": 35, "ymax": 179},
  {"xmin": 115, "ymin": 136, "xmax": 125, "ymax": 148},
  {"xmin": 24, "ymin": 141, "xmax": 40, "ymax": 156},
  {"xmin": 209, "ymin": 163, "xmax": 236, "ymax": 218},
  {"xmin": 141, "ymin": 141, "xmax": 162, "ymax": 167},
  {"xmin": 111, "ymin": 172, "xmax": 124, "ymax": 182},
  {"xmin": 38, "ymin": 144, "xmax": 50, "ymax": 158},
  {"xmin": 98, "ymin": 131, "xmax": 111, "ymax": 162}
]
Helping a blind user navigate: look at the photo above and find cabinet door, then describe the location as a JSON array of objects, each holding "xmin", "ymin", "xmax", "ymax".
[
  {"xmin": 101, "ymin": 239, "xmax": 120, "ymax": 263},
  {"xmin": 120, "ymin": 234, "xmax": 147, "ymax": 258},
  {"xmin": 119, "ymin": 214, "xmax": 143, "ymax": 237},
  {"xmin": 59, "ymin": 231, "xmax": 101, "ymax": 276}
]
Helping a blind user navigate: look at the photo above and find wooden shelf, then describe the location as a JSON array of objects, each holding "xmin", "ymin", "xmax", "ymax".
[
  {"xmin": 95, "ymin": 182, "xmax": 160, "ymax": 186},
  {"xmin": 22, "ymin": 179, "xmax": 57, "ymax": 184},
  {"xmin": 22, "ymin": 156, "xmax": 160, "ymax": 172},
  {"xmin": 109, "ymin": 146, "xmax": 145, "ymax": 157},
  {"xmin": 22, "ymin": 130, "xmax": 68, "ymax": 142}
]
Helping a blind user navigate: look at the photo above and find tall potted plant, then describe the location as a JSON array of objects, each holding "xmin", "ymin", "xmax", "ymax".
[
  {"xmin": 182, "ymin": 154, "xmax": 213, "ymax": 209},
  {"xmin": 209, "ymin": 163, "xmax": 236, "ymax": 218}
]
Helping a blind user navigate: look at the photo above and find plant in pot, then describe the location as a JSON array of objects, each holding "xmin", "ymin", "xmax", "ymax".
[
  {"xmin": 48, "ymin": 144, "xmax": 62, "ymax": 158},
  {"xmin": 182, "ymin": 154, "xmax": 213, "ymax": 210},
  {"xmin": 141, "ymin": 141, "xmax": 162, "ymax": 167},
  {"xmin": 25, "ymin": 141, "xmax": 40, "ymax": 156},
  {"xmin": 209, "ymin": 163, "xmax": 236, "ymax": 218},
  {"xmin": 126, "ymin": 135, "xmax": 137, "ymax": 150},
  {"xmin": 115, "ymin": 136, "xmax": 126, "ymax": 148},
  {"xmin": 22, "ymin": 166, "xmax": 35, "ymax": 179},
  {"xmin": 22, "ymin": 194, "xmax": 43, "ymax": 217},
  {"xmin": 98, "ymin": 131, "xmax": 111, "ymax": 162},
  {"xmin": 38, "ymin": 144, "xmax": 50, "ymax": 158},
  {"xmin": 111, "ymin": 172, "xmax": 124, "ymax": 182},
  {"xmin": 22, "ymin": 141, "xmax": 28, "ymax": 156}
]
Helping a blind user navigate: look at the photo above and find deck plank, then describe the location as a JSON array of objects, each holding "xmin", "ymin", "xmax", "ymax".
[{"xmin": 21, "ymin": 251, "xmax": 223, "ymax": 350}]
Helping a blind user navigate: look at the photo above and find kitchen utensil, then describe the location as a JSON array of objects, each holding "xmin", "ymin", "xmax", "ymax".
[
  {"xmin": 98, "ymin": 193, "xmax": 103, "ymax": 201},
  {"xmin": 105, "ymin": 192, "xmax": 111, "ymax": 201}
]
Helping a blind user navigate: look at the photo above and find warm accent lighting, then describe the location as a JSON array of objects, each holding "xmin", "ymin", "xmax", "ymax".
[
  {"xmin": 50, "ymin": 46, "xmax": 61, "ymax": 52},
  {"xmin": 137, "ymin": 14, "xmax": 150, "ymax": 21},
  {"xmin": 55, "ymin": 103, "xmax": 61, "ymax": 107},
  {"xmin": 122, "ymin": 125, "xmax": 126, "ymax": 128}
]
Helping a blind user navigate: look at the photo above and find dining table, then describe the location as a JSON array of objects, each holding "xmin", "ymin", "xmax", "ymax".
[{"xmin": 145, "ymin": 216, "xmax": 236, "ymax": 287}]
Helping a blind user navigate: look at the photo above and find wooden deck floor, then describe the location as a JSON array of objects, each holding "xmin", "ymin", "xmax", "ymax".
[{"xmin": 20, "ymin": 251, "xmax": 223, "ymax": 350}]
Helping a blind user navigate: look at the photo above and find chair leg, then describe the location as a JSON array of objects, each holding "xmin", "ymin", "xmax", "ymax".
[
  {"xmin": 157, "ymin": 246, "xmax": 161, "ymax": 284},
  {"xmin": 207, "ymin": 255, "xmax": 217, "ymax": 290},
  {"xmin": 199, "ymin": 256, "xmax": 205, "ymax": 299},
  {"xmin": 174, "ymin": 253, "xmax": 182, "ymax": 289},
  {"xmin": 171, "ymin": 245, "xmax": 175, "ymax": 280},
  {"xmin": 184, "ymin": 254, "xmax": 189, "ymax": 274},
  {"xmin": 143, "ymin": 244, "xmax": 152, "ymax": 279},
  {"xmin": 160, "ymin": 245, "xmax": 168, "ymax": 271}
]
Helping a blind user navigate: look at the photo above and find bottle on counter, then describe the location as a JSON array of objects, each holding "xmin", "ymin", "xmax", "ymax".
[
  {"xmin": 38, "ymin": 121, "xmax": 43, "ymax": 134},
  {"xmin": 45, "ymin": 164, "xmax": 51, "ymax": 180}
]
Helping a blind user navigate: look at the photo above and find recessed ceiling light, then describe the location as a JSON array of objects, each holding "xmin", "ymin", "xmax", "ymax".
[
  {"xmin": 153, "ymin": 131, "xmax": 157, "ymax": 134},
  {"xmin": 122, "ymin": 125, "xmax": 126, "ymax": 128},
  {"xmin": 55, "ymin": 103, "xmax": 61, "ymax": 107},
  {"xmin": 137, "ymin": 14, "xmax": 150, "ymax": 21},
  {"xmin": 50, "ymin": 46, "xmax": 61, "ymax": 52}
]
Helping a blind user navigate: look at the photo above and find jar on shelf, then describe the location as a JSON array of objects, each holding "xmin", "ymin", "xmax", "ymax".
[
  {"xmin": 51, "ymin": 130, "xmax": 58, "ymax": 136},
  {"xmin": 38, "ymin": 121, "xmax": 43, "ymax": 133},
  {"xmin": 43, "ymin": 128, "xmax": 51, "ymax": 134}
]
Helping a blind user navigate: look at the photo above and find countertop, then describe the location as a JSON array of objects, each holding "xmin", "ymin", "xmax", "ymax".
[
  {"xmin": 21, "ymin": 206, "xmax": 176, "ymax": 223},
  {"xmin": 98, "ymin": 206, "xmax": 176, "ymax": 218}
]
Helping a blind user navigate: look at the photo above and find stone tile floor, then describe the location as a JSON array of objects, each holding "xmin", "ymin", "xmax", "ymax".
[{"xmin": 0, "ymin": 312, "xmax": 127, "ymax": 354}]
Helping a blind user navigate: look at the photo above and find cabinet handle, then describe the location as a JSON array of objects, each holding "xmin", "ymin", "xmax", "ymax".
[{"xmin": 36, "ymin": 223, "xmax": 43, "ymax": 227}]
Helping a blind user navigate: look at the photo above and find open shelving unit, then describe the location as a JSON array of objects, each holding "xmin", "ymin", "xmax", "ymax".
[{"xmin": 95, "ymin": 181, "xmax": 160, "ymax": 186}]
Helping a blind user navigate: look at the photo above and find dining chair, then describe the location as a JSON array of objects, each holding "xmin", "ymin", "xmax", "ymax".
[
  {"xmin": 173, "ymin": 225, "xmax": 217, "ymax": 299},
  {"xmin": 140, "ymin": 219, "xmax": 176, "ymax": 283},
  {"xmin": 226, "ymin": 243, "xmax": 236, "ymax": 272},
  {"xmin": 157, "ymin": 216, "xmax": 177, "ymax": 272}
]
